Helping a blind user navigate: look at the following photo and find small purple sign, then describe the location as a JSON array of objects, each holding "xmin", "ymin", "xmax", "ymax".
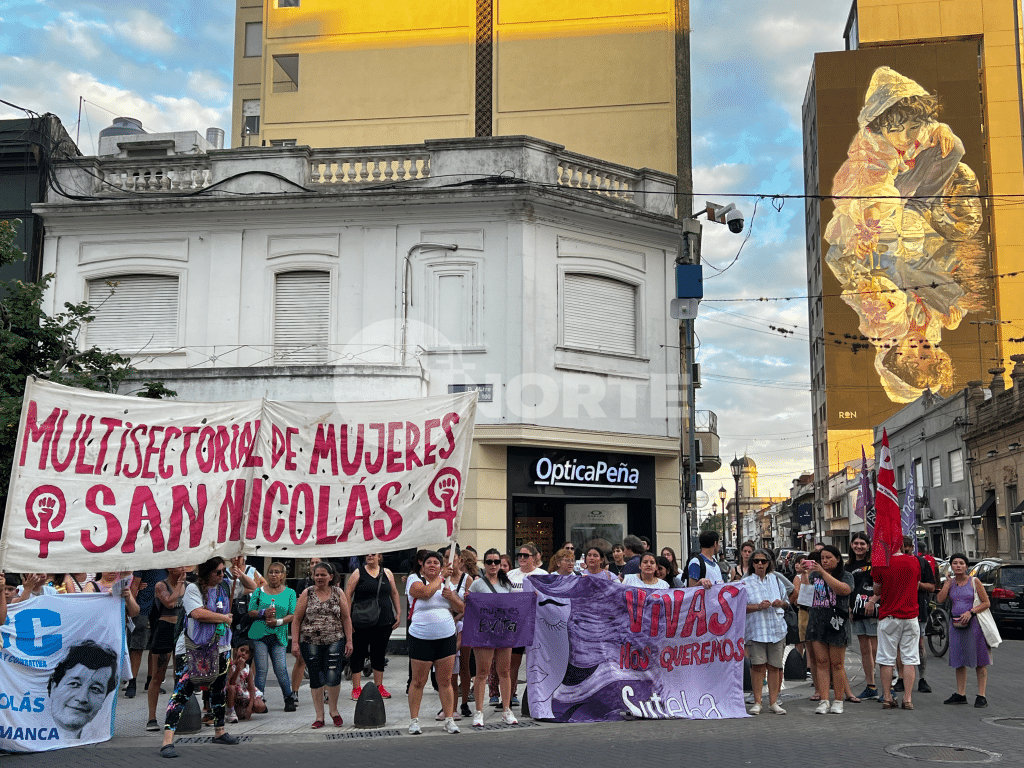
[{"xmin": 461, "ymin": 592, "xmax": 536, "ymax": 648}]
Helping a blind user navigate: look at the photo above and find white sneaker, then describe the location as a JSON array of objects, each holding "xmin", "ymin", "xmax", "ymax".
[
  {"xmin": 749, "ymin": 703, "xmax": 761, "ymax": 715},
  {"xmin": 830, "ymin": 699, "xmax": 844, "ymax": 714},
  {"xmin": 472, "ymin": 710, "xmax": 485, "ymax": 728},
  {"xmin": 501, "ymin": 708, "xmax": 518, "ymax": 725},
  {"xmin": 815, "ymin": 700, "xmax": 831, "ymax": 715},
  {"xmin": 408, "ymin": 718, "xmax": 422, "ymax": 735},
  {"xmin": 769, "ymin": 702, "xmax": 787, "ymax": 715},
  {"xmin": 226, "ymin": 707, "xmax": 238, "ymax": 724},
  {"xmin": 444, "ymin": 716, "xmax": 460, "ymax": 734}
]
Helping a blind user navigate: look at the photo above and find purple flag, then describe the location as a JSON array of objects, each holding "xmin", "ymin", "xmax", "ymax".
[
  {"xmin": 855, "ymin": 446, "xmax": 874, "ymax": 537},
  {"xmin": 902, "ymin": 465, "xmax": 917, "ymax": 553},
  {"xmin": 461, "ymin": 592, "xmax": 536, "ymax": 648},
  {"xmin": 526, "ymin": 576, "xmax": 748, "ymax": 722}
]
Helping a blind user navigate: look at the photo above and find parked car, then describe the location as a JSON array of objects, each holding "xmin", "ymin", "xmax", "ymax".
[{"xmin": 968, "ymin": 559, "xmax": 1024, "ymax": 631}]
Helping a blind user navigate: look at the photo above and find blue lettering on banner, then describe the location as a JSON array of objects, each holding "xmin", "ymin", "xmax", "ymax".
[
  {"xmin": 0, "ymin": 726, "xmax": 59, "ymax": 741},
  {"xmin": 2, "ymin": 610, "xmax": 62, "ymax": 657}
]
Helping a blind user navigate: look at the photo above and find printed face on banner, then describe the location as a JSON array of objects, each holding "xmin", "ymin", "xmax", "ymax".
[
  {"xmin": 526, "ymin": 577, "xmax": 748, "ymax": 722},
  {"xmin": 1, "ymin": 380, "xmax": 477, "ymax": 571},
  {"xmin": 0, "ymin": 594, "xmax": 125, "ymax": 752}
]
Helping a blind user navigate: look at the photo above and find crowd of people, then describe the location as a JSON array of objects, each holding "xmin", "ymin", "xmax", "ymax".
[{"xmin": 0, "ymin": 530, "xmax": 999, "ymax": 754}]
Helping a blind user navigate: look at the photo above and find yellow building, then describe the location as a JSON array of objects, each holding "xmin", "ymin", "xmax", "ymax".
[
  {"xmin": 803, "ymin": 0, "xmax": 1024, "ymax": 523},
  {"xmin": 232, "ymin": 0, "xmax": 689, "ymax": 179},
  {"xmin": 228, "ymin": 0, "xmax": 704, "ymax": 561}
]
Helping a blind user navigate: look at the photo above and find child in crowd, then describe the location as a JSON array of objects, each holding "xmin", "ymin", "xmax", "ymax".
[{"xmin": 226, "ymin": 641, "xmax": 267, "ymax": 723}]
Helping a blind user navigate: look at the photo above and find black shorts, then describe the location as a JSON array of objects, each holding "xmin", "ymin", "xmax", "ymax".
[
  {"xmin": 512, "ymin": 647, "xmax": 526, "ymax": 655},
  {"xmin": 407, "ymin": 633, "xmax": 457, "ymax": 662},
  {"xmin": 150, "ymin": 618, "xmax": 177, "ymax": 655}
]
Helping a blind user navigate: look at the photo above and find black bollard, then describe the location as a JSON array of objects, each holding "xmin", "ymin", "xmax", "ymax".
[
  {"xmin": 520, "ymin": 685, "xmax": 530, "ymax": 719},
  {"xmin": 176, "ymin": 694, "xmax": 203, "ymax": 734},
  {"xmin": 353, "ymin": 680, "xmax": 387, "ymax": 728},
  {"xmin": 742, "ymin": 655, "xmax": 752, "ymax": 692}
]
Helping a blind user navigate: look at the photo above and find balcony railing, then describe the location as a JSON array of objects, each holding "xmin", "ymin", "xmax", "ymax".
[
  {"xmin": 60, "ymin": 136, "xmax": 677, "ymax": 217},
  {"xmin": 695, "ymin": 410, "xmax": 718, "ymax": 434}
]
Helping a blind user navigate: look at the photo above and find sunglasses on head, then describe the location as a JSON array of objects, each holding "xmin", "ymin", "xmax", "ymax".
[{"xmin": 484, "ymin": 559, "xmax": 501, "ymax": 565}]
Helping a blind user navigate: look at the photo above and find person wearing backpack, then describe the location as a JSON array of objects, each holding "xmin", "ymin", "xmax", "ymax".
[{"xmin": 687, "ymin": 530, "xmax": 724, "ymax": 588}]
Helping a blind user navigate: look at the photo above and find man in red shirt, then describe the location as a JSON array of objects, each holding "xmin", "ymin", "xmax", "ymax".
[{"xmin": 871, "ymin": 546, "xmax": 922, "ymax": 709}]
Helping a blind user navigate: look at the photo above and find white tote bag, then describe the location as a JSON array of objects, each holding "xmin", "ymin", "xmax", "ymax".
[{"xmin": 973, "ymin": 583, "xmax": 1002, "ymax": 649}]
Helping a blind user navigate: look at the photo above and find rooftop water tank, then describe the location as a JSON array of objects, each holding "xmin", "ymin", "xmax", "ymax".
[{"xmin": 98, "ymin": 117, "xmax": 147, "ymax": 140}]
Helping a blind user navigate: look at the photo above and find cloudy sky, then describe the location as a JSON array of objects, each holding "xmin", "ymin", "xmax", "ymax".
[{"xmin": 1, "ymin": 0, "xmax": 855, "ymax": 504}]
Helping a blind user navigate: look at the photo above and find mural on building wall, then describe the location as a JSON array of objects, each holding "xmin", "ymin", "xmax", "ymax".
[
  {"xmin": 825, "ymin": 66, "xmax": 986, "ymax": 403},
  {"xmin": 815, "ymin": 42, "xmax": 997, "ymax": 430}
]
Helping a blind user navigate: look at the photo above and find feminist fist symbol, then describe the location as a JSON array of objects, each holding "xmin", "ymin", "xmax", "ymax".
[
  {"xmin": 427, "ymin": 468, "xmax": 462, "ymax": 537},
  {"xmin": 25, "ymin": 485, "xmax": 67, "ymax": 558}
]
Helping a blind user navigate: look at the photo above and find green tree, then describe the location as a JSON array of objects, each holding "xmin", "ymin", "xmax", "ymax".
[{"xmin": 0, "ymin": 219, "xmax": 173, "ymax": 511}]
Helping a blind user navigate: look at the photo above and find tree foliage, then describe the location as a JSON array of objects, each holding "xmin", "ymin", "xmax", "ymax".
[{"xmin": 0, "ymin": 219, "xmax": 174, "ymax": 508}]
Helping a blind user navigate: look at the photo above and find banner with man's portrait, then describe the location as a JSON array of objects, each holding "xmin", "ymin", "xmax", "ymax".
[{"xmin": 0, "ymin": 593, "xmax": 127, "ymax": 752}]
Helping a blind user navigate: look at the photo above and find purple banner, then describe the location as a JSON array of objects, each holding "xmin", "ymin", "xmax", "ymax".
[
  {"xmin": 462, "ymin": 592, "xmax": 536, "ymax": 648},
  {"xmin": 526, "ymin": 576, "xmax": 748, "ymax": 722}
]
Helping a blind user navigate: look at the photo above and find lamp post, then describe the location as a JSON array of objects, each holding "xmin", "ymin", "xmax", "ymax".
[
  {"xmin": 718, "ymin": 486, "xmax": 727, "ymax": 546},
  {"xmin": 730, "ymin": 456, "xmax": 743, "ymax": 555}
]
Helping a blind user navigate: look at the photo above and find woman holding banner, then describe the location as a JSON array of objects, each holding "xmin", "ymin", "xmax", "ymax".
[
  {"xmin": 468, "ymin": 548, "xmax": 518, "ymax": 728},
  {"xmin": 160, "ymin": 557, "xmax": 238, "ymax": 759},
  {"xmin": 406, "ymin": 551, "xmax": 464, "ymax": 735},
  {"xmin": 622, "ymin": 553, "xmax": 669, "ymax": 589},
  {"xmin": 583, "ymin": 547, "xmax": 616, "ymax": 581}
]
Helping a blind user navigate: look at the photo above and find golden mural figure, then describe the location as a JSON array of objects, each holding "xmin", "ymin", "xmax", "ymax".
[{"xmin": 824, "ymin": 66, "xmax": 986, "ymax": 402}]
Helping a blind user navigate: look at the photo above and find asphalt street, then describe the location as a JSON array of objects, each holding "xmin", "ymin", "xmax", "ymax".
[{"xmin": 6, "ymin": 631, "xmax": 1024, "ymax": 767}]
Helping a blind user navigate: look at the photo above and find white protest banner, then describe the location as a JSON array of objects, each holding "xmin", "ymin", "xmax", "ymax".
[
  {"xmin": 0, "ymin": 378, "xmax": 477, "ymax": 571},
  {"xmin": 0, "ymin": 593, "xmax": 127, "ymax": 752}
]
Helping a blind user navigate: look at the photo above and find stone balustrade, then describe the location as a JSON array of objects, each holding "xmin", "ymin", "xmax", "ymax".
[
  {"xmin": 94, "ymin": 159, "xmax": 212, "ymax": 193},
  {"xmin": 309, "ymin": 148, "xmax": 431, "ymax": 185},
  {"xmin": 58, "ymin": 136, "xmax": 677, "ymax": 216}
]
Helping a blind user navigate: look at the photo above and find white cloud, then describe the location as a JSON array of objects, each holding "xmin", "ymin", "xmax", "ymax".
[
  {"xmin": 113, "ymin": 9, "xmax": 175, "ymax": 53},
  {"xmin": 45, "ymin": 12, "xmax": 110, "ymax": 60}
]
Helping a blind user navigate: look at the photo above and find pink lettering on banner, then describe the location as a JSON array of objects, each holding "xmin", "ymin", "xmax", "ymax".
[
  {"xmin": 527, "ymin": 579, "xmax": 748, "ymax": 722},
  {"xmin": 3, "ymin": 379, "xmax": 478, "ymax": 569}
]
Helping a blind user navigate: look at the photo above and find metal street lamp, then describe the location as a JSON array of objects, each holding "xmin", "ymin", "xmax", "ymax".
[
  {"xmin": 718, "ymin": 486, "xmax": 727, "ymax": 545},
  {"xmin": 730, "ymin": 456, "xmax": 743, "ymax": 556}
]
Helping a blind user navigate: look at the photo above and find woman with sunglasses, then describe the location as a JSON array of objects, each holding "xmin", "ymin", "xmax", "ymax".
[
  {"xmin": 741, "ymin": 549, "xmax": 794, "ymax": 715},
  {"xmin": 160, "ymin": 558, "xmax": 237, "ymax": 758},
  {"xmin": 507, "ymin": 543, "xmax": 547, "ymax": 707},
  {"xmin": 468, "ymin": 548, "xmax": 518, "ymax": 727}
]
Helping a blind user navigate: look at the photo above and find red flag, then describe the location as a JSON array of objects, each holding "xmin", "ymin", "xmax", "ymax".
[{"xmin": 872, "ymin": 429, "xmax": 901, "ymax": 568}]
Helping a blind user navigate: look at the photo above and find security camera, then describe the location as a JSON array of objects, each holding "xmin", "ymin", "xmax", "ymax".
[
  {"xmin": 702, "ymin": 201, "xmax": 745, "ymax": 234},
  {"xmin": 725, "ymin": 208, "xmax": 744, "ymax": 234}
]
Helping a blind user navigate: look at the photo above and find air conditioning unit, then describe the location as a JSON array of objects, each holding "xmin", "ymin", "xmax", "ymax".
[
  {"xmin": 944, "ymin": 498, "xmax": 962, "ymax": 517},
  {"xmin": 921, "ymin": 507, "xmax": 933, "ymax": 520}
]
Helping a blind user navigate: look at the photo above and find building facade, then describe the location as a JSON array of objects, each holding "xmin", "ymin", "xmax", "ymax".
[
  {"xmin": 875, "ymin": 388, "xmax": 974, "ymax": 559},
  {"xmin": 231, "ymin": 0, "xmax": 691, "ymax": 188},
  {"xmin": 964, "ymin": 358, "xmax": 1024, "ymax": 560},
  {"xmin": 38, "ymin": 135, "xmax": 708, "ymax": 563},
  {"xmin": 803, "ymin": 0, "xmax": 1024, "ymax": 514}
]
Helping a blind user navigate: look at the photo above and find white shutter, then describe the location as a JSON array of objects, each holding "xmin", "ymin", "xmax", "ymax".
[
  {"xmin": 562, "ymin": 273, "xmax": 637, "ymax": 355},
  {"xmin": 86, "ymin": 274, "xmax": 178, "ymax": 352},
  {"xmin": 275, "ymin": 271, "xmax": 330, "ymax": 364}
]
